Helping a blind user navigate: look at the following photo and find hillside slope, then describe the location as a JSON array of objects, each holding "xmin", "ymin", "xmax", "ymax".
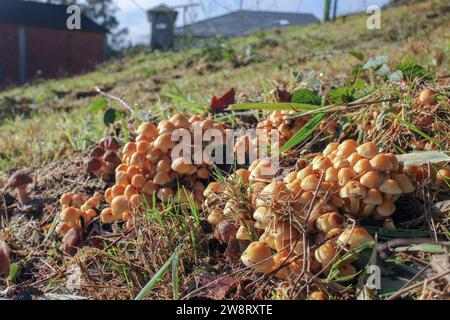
[{"xmin": 0, "ymin": 0, "xmax": 449, "ymax": 175}]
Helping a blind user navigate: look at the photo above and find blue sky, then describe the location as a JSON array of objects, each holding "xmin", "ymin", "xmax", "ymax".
[{"xmin": 116, "ymin": 0, "xmax": 389, "ymax": 44}]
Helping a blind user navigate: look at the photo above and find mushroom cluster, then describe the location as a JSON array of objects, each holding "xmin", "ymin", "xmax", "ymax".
[
  {"xmin": 85, "ymin": 136, "xmax": 121, "ymax": 182},
  {"xmin": 56, "ymin": 192, "xmax": 102, "ymax": 237},
  {"xmin": 100, "ymin": 114, "xmax": 225, "ymax": 226},
  {"xmin": 204, "ymin": 138, "xmax": 416, "ymax": 277},
  {"xmin": 313, "ymin": 139, "xmax": 415, "ymax": 218},
  {"xmin": 203, "ymin": 163, "xmax": 374, "ymax": 279}
]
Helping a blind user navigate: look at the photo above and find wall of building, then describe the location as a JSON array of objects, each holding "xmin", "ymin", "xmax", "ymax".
[
  {"xmin": 0, "ymin": 23, "xmax": 105, "ymax": 87},
  {"xmin": 25, "ymin": 26, "xmax": 105, "ymax": 80},
  {"xmin": 0, "ymin": 22, "xmax": 20, "ymax": 86}
]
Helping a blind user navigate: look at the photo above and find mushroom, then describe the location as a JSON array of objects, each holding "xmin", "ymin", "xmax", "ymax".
[
  {"xmin": 314, "ymin": 242, "xmax": 336, "ymax": 267},
  {"xmin": 353, "ymin": 159, "xmax": 372, "ymax": 174},
  {"xmin": 60, "ymin": 207, "xmax": 81, "ymax": 228},
  {"xmin": 309, "ymin": 291, "xmax": 327, "ymax": 300},
  {"xmin": 99, "ymin": 136, "xmax": 120, "ymax": 153},
  {"xmin": 356, "ymin": 141, "xmax": 378, "ymax": 159},
  {"xmin": 340, "ymin": 181, "xmax": 367, "ymax": 216},
  {"xmin": 376, "ymin": 200, "xmax": 396, "ymax": 217},
  {"xmin": 437, "ymin": 169, "xmax": 450, "ymax": 187},
  {"xmin": 338, "ymin": 168, "xmax": 357, "ymax": 186},
  {"xmin": 137, "ymin": 122, "xmax": 158, "ymax": 140},
  {"xmin": 379, "ymin": 179, "xmax": 402, "ymax": 195},
  {"xmin": 370, "ymin": 154, "xmax": 392, "ymax": 171},
  {"xmin": 391, "ymin": 173, "xmax": 415, "ymax": 193},
  {"xmin": 301, "ymin": 175, "xmax": 320, "ymax": 191},
  {"xmin": 419, "ymin": 88, "xmax": 437, "ymax": 106},
  {"xmin": 316, "ymin": 212, "xmax": 343, "ymax": 234},
  {"xmin": 207, "ymin": 208, "xmax": 224, "ymax": 225},
  {"xmin": 360, "ymin": 171, "xmax": 381, "ymax": 188},
  {"xmin": 336, "ymin": 139, "xmax": 357, "ymax": 158},
  {"xmin": 241, "ymin": 241, "xmax": 275, "ymax": 273},
  {"xmin": 100, "ymin": 208, "xmax": 115, "ymax": 224},
  {"xmin": 7, "ymin": 172, "xmax": 33, "ymax": 206},
  {"xmin": 111, "ymin": 195, "xmax": 130, "ymax": 221},
  {"xmin": 362, "ymin": 188, "xmax": 383, "ymax": 217},
  {"xmin": 337, "ymin": 227, "xmax": 373, "ymax": 249},
  {"xmin": 236, "ymin": 225, "xmax": 252, "ymax": 241}
]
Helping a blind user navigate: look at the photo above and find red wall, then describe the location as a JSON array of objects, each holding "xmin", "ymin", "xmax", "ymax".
[
  {"xmin": 0, "ymin": 23, "xmax": 105, "ymax": 86},
  {"xmin": 0, "ymin": 23, "xmax": 20, "ymax": 84}
]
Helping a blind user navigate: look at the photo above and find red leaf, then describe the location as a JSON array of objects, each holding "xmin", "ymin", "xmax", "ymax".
[
  {"xmin": 276, "ymin": 87, "xmax": 292, "ymax": 102},
  {"xmin": 211, "ymin": 88, "xmax": 235, "ymax": 113}
]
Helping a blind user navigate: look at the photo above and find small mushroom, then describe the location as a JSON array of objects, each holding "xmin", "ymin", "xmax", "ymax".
[
  {"xmin": 99, "ymin": 136, "xmax": 120, "ymax": 153},
  {"xmin": 370, "ymin": 154, "xmax": 393, "ymax": 172},
  {"xmin": 236, "ymin": 225, "xmax": 252, "ymax": 241},
  {"xmin": 7, "ymin": 172, "xmax": 33, "ymax": 206},
  {"xmin": 379, "ymin": 179, "xmax": 402, "ymax": 195},
  {"xmin": 111, "ymin": 195, "xmax": 131, "ymax": 221},
  {"xmin": 309, "ymin": 291, "xmax": 327, "ymax": 300},
  {"xmin": 241, "ymin": 241, "xmax": 275, "ymax": 273},
  {"xmin": 356, "ymin": 141, "xmax": 378, "ymax": 159},
  {"xmin": 316, "ymin": 212, "xmax": 343, "ymax": 234},
  {"xmin": 314, "ymin": 242, "xmax": 337, "ymax": 267},
  {"xmin": 60, "ymin": 207, "xmax": 81, "ymax": 228},
  {"xmin": 376, "ymin": 200, "xmax": 396, "ymax": 217},
  {"xmin": 337, "ymin": 227, "xmax": 373, "ymax": 249}
]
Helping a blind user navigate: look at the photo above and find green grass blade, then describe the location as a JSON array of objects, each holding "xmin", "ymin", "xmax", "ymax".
[
  {"xmin": 172, "ymin": 248, "xmax": 180, "ymax": 300},
  {"xmin": 135, "ymin": 247, "xmax": 179, "ymax": 300},
  {"xmin": 279, "ymin": 113, "xmax": 325, "ymax": 154},
  {"xmin": 229, "ymin": 102, "xmax": 321, "ymax": 112},
  {"xmin": 392, "ymin": 114, "xmax": 442, "ymax": 149}
]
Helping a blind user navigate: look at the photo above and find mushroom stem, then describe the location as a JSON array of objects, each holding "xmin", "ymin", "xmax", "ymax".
[
  {"xmin": 349, "ymin": 198, "xmax": 360, "ymax": 216},
  {"xmin": 16, "ymin": 185, "xmax": 31, "ymax": 205},
  {"xmin": 362, "ymin": 204, "xmax": 376, "ymax": 217}
]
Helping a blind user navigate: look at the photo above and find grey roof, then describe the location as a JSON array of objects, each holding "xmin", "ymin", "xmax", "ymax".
[
  {"xmin": 0, "ymin": 0, "xmax": 108, "ymax": 33},
  {"xmin": 148, "ymin": 4, "xmax": 177, "ymax": 13},
  {"xmin": 175, "ymin": 10, "xmax": 319, "ymax": 38}
]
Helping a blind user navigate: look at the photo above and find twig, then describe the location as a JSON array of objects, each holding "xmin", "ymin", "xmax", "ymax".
[
  {"xmin": 388, "ymin": 269, "xmax": 450, "ymax": 300},
  {"xmin": 376, "ymin": 238, "xmax": 436, "ymax": 259},
  {"xmin": 95, "ymin": 87, "xmax": 135, "ymax": 116}
]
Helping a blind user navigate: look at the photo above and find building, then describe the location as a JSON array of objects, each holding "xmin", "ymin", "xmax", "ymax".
[
  {"xmin": 147, "ymin": 4, "xmax": 178, "ymax": 51},
  {"xmin": 0, "ymin": 0, "xmax": 108, "ymax": 88},
  {"xmin": 175, "ymin": 10, "xmax": 320, "ymax": 39}
]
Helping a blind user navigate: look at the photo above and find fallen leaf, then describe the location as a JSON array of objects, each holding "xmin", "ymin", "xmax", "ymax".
[
  {"xmin": 211, "ymin": 88, "xmax": 235, "ymax": 113},
  {"xmin": 185, "ymin": 272, "xmax": 242, "ymax": 300}
]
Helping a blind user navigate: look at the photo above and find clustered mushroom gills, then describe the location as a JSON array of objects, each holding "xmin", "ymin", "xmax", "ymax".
[
  {"xmin": 203, "ymin": 139, "xmax": 419, "ymax": 277},
  {"xmin": 56, "ymin": 192, "xmax": 102, "ymax": 237},
  {"xmin": 85, "ymin": 136, "xmax": 121, "ymax": 182},
  {"xmin": 6, "ymin": 172, "xmax": 33, "ymax": 206},
  {"xmin": 100, "ymin": 114, "xmax": 225, "ymax": 226}
]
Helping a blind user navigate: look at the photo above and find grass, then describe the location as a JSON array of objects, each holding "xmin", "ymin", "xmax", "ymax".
[{"xmin": 0, "ymin": 0, "xmax": 449, "ymax": 176}]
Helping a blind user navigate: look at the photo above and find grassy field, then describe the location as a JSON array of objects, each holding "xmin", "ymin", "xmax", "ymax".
[{"xmin": 0, "ymin": 0, "xmax": 448, "ymax": 176}]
